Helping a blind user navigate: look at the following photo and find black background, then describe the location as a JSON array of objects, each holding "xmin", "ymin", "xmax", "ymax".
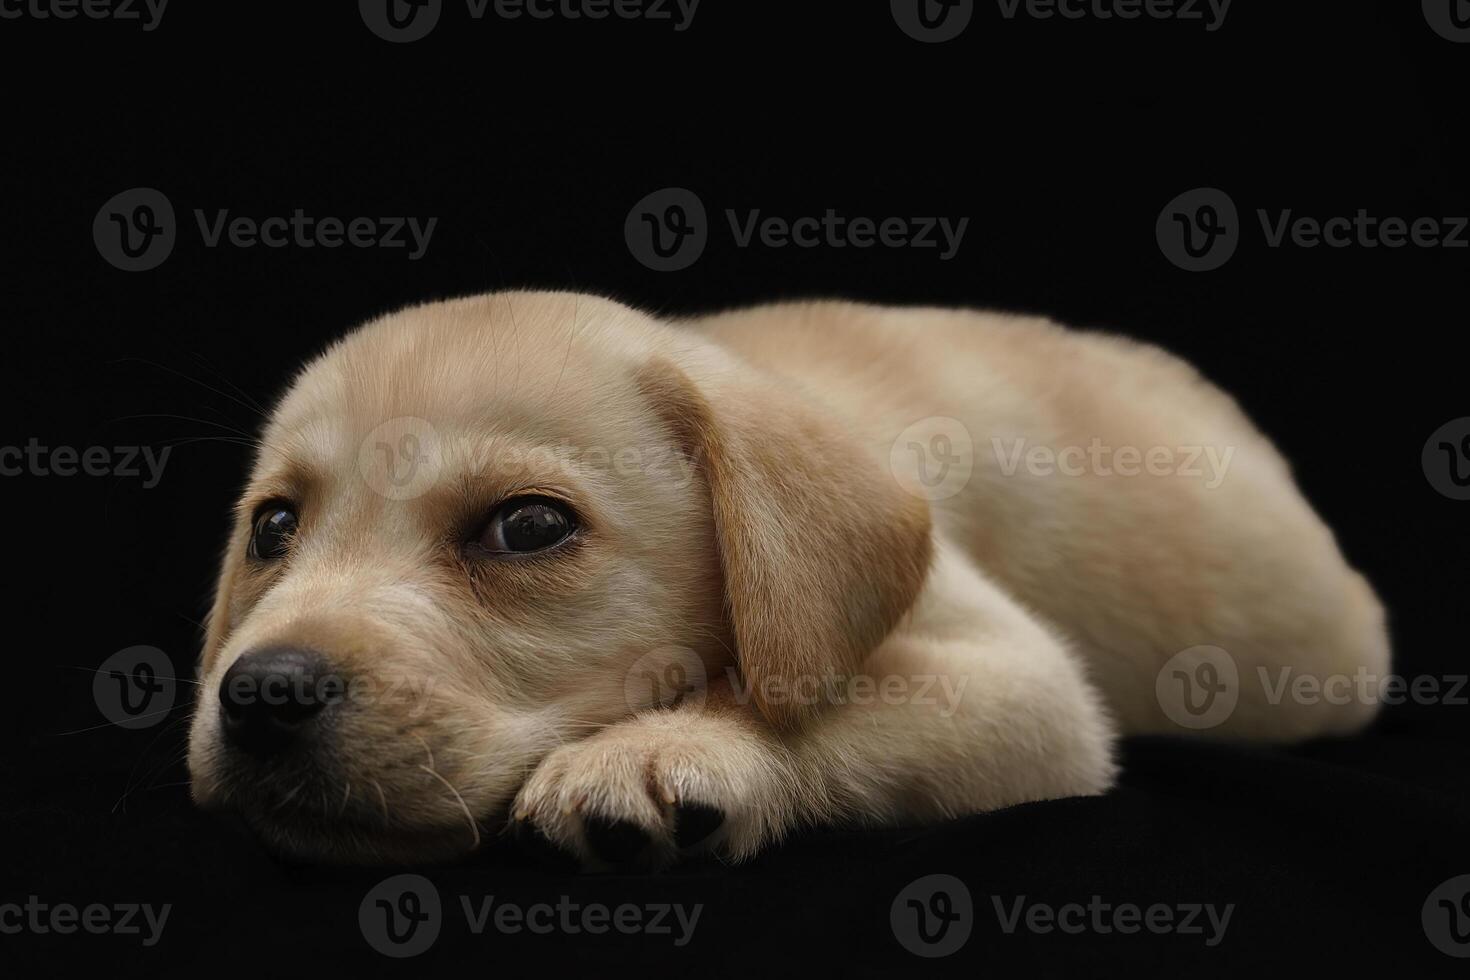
[{"xmin": 3, "ymin": 0, "xmax": 1469, "ymax": 975}]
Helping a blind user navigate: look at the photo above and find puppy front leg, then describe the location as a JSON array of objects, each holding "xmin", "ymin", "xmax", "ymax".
[
  {"xmin": 515, "ymin": 543, "xmax": 1117, "ymax": 866},
  {"xmin": 512, "ymin": 682, "xmax": 803, "ymax": 869},
  {"xmin": 784, "ymin": 541, "xmax": 1119, "ymax": 829}
]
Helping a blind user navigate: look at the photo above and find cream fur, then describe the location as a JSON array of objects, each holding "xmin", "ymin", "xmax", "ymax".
[{"xmin": 187, "ymin": 291, "xmax": 1389, "ymax": 865}]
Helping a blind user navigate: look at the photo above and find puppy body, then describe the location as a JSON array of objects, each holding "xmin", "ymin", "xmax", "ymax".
[
  {"xmin": 689, "ymin": 301, "xmax": 1389, "ymax": 739},
  {"xmin": 188, "ymin": 292, "xmax": 1389, "ymax": 864}
]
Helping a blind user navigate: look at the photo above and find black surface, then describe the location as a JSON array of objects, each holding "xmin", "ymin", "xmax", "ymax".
[{"xmin": 3, "ymin": 1, "xmax": 1469, "ymax": 975}]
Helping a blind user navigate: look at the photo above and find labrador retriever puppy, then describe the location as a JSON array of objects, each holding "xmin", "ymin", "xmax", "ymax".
[{"xmin": 187, "ymin": 291, "xmax": 1389, "ymax": 866}]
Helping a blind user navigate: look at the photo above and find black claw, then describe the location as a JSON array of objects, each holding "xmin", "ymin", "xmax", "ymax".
[
  {"xmin": 673, "ymin": 802, "xmax": 725, "ymax": 850},
  {"xmin": 583, "ymin": 815, "xmax": 655, "ymax": 866}
]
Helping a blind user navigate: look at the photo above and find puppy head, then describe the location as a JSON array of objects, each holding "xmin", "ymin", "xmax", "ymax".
[{"xmin": 187, "ymin": 292, "xmax": 930, "ymax": 863}]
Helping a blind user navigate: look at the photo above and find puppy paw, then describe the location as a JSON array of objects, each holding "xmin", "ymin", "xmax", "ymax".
[{"xmin": 510, "ymin": 711, "xmax": 787, "ymax": 871}]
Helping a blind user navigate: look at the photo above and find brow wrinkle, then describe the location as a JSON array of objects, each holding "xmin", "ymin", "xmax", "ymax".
[
  {"xmin": 552, "ymin": 293, "xmax": 583, "ymax": 401},
  {"xmin": 502, "ymin": 291, "xmax": 524, "ymax": 398}
]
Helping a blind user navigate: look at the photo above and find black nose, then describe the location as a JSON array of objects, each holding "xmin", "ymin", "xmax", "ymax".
[{"xmin": 218, "ymin": 647, "xmax": 343, "ymax": 756}]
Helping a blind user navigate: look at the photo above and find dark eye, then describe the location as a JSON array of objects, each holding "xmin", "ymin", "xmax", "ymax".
[
  {"xmin": 479, "ymin": 498, "xmax": 576, "ymax": 555},
  {"xmin": 249, "ymin": 506, "xmax": 298, "ymax": 561}
]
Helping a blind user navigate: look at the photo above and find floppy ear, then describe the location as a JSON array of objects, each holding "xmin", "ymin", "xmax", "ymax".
[{"xmin": 637, "ymin": 351, "xmax": 933, "ymax": 730}]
